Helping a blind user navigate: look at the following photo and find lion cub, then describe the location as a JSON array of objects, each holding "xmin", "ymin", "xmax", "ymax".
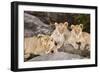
[
  {"xmin": 69, "ymin": 24, "xmax": 90, "ymax": 51},
  {"xmin": 24, "ymin": 34, "xmax": 56, "ymax": 59},
  {"xmin": 51, "ymin": 22, "xmax": 68, "ymax": 52}
]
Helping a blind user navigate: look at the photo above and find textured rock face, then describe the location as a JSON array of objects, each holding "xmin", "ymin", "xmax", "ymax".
[
  {"xmin": 24, "ymin": 13, "xmax": 53, "ymax": 37},
  {"xmin": 28, "ymin": 52, "xmax": 83, "ymax": 62},
  {"xmin": 58, "ymin": 44, "xmax": 90, "ymax": 57}
]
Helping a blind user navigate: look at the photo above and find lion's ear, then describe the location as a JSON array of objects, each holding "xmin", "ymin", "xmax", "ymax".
[
  {"xmin": 54, "ymin": 22, "xmax": 58, "ymax": 26},
  {"xmin": 71, "ymin": 24, "xmax": 74, "ymax": 29},
  {"xmin": 37, "ymin": 34, "xmax": 42, "ymax": 38},
  {"xmin": 79, "ymin": 24, "xmax": 83, "ymax": 29},
  {"xmin": 64, "ymin": 22, "xmax": 68, "ymax": 26}
]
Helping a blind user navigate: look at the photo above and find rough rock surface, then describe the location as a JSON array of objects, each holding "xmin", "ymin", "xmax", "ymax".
[
  {"xmin": 59, "ymin": 44, "xmax": 90, "ymax": 57},
  {"xmin": 28, "ymin": 52, "xmax": 84, "ymax": 62},
  {"xmin": 24, "ymin": 13, "xmax": 53, "ymax": 37}
]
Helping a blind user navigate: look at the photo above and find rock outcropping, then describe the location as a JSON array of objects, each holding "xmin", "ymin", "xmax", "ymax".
[
  {"xmin": 28, "ymin": 52, "xmax": 83, "ymax": 61},
  {"xmin": 24, "ymin": 13, "xmax": 53, "ymax": 37}
]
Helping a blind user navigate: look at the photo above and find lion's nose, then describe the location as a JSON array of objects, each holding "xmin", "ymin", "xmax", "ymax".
[
  {"xmin": 76, "ymin": 42, "xmax": 81, "ymax": 45},
  {"xmin": 51, "ymin": 50, "xmax": 54, "ymax": 53}
]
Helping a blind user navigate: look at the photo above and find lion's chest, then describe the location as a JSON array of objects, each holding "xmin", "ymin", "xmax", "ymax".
[{"xmin": 51, "ymin": 30, "xmax": 64, "ymax": 47}]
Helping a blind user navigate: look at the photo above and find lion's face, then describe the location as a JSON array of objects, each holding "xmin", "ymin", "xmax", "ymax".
[
  {"xmin": 48, "ymin": 38, "xmax": 56, "ymax": 50},
  {"xmin": 71, "ymin": 24, "xmax": 83, "ymax": 37},
  {"xmin": 54, "ymin": 22, "xmax": 68, "ymax": 34},
  {"xmin": 40, "ymin": 36, "xmax": 56, "ymax": 54}
]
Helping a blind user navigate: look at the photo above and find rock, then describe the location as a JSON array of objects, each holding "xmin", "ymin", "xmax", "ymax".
[
  {"xmin": 24, "ymin": 13, "xmax": 49, "ymax": 27},
  {"xmin": 58, "ymin": 44, "xmax": 81, "ymax": 54},
  {"xmin": 28, "ymin": 52, "xmax": 83, "ymax": 62},
  {"xmin": 24, "ymin": 13, "xmax": 53, "ymax": 37},
  {"xmin": 24, "ymin": 29, "xmax": 34, "ymax": 37},
  {"xmin": 24, "ymin": 11, "xmax": 74, "ymax": 25},
  {"xmin": 58, "ymin": 44, "xmax": 90, "ymax": 58}
]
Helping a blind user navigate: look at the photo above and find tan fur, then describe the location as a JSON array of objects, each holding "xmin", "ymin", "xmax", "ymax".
[
  {"xmin": 69, "ymin": 24, "xmax": 90, "ymax": 50},
  {"xmin": 24, "ymin": 35, "xmax": 56, "ymax": 59},
  {"xmin": 78, "ymin": 32, "xmax": 90, "ymax": 51},
  {"xmin": 51, "ymin": 22, "xmax": 68, "ymax": 52}
]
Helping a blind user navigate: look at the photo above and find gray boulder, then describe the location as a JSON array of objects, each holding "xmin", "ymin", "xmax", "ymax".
[
  {"xmin": 58, "ymin": 44, "xmax": 90, "ymax": 58},
  {"xmin": 24, "ymin": 13, "xmax": 53, "ymax": 37},
  {"xmin": 28, "ymin": 52, "xmax": 83, "ymax": 62}
]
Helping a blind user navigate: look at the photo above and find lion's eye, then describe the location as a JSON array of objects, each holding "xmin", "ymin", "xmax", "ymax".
[
  {"xmin": 55, "ymin": 42, "xmax": 57, "ymax": 46},
  {"xmin": 51, "ymin": 39, "xmax": 53, "ymax": 41}
]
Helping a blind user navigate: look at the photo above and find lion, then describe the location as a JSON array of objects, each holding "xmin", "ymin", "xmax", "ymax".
[
  {"xmin": 24, "ymin": 34, "xmax": 56, "ymax": 60},
  {"xmin": 68, "ymin": 24, "xmax": 90, "ymax": 51},
  {"xmin": 51, "ymin": 22, "xmax": 68, "ymax": 52}
]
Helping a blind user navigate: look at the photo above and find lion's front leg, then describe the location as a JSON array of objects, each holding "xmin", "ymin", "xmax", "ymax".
[
  {"xmin": 80, "ymin": 43, "xmax": 90, "ymax": 51},
  {"xmin": 24, "ymin": 53, "xmax": 31, "ymax": 61},
  {"xmin": 53, "ymin": 48, "xmax": 58, "ymax": 53},
  {"xmin": 80, "ymin": 43, "xmax": 85, "ymax": 50},
  {"xmin": 70, "ymin": 42, "xmax": 79, "ymax": 50}
]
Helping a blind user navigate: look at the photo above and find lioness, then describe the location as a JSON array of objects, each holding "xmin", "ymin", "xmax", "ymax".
[
  {"xmin": 24, "ymin": 34, "xmax": 56, "ymax": 60},
  {"xmin": 69, "ymin": 24, "xmax": 90, "ymax": 51},
  {"xmin": 51, "ymin": 22, "xmax": 68, "ymax": 52}
]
